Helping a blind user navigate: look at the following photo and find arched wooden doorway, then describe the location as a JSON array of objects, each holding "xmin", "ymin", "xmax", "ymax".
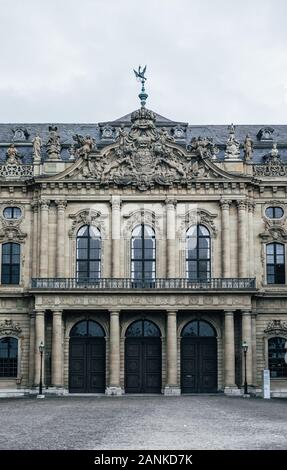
[
  {"xmin": 125, "ymin": 319, "xmax": 162, "ymax": 393},
  {"xmin": 69, "ymin": 320, "xmax": 105, "ymax": 393},
  {"xmin": 181, "ymin": 319, "xmax": 217, "ymax": 393}
]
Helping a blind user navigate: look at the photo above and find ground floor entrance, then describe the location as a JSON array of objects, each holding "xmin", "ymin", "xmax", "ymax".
[
  {"xmin": 69, "ymin": 320, "xmax": 106, "ymax": 393},
  {"xmin": 181, "ymin": 320, "xmax": 217, "ymax": 393}
]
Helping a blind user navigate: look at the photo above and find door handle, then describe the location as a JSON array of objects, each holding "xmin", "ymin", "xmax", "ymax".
[{"xmin": 186, "ymin": 375, "xmax": 192, "ymax": 378}]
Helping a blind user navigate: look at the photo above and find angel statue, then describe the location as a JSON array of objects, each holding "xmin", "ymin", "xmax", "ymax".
[{"xmin": 73, "ymin": 134, "xmax": 96, "ymax": 158}]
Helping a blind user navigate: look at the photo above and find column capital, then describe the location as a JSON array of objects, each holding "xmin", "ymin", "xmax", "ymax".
[
  {"xmin": 247, "ymin": 200, "xmax": 256, "ymax": 213},
  {"xmin": 242, "ymin": 310, "xmax": 252, "ymax": 316},
  {"xmin": 166, "ymin": 310, "xmax": 177, "ymax": 316},
  {"xmin": 224, "ymin": 310, "xmax": 235, "ymax": 316},
  {"xmin": 52, "ymin": 309, "xmax": 63, "ymax": 316},
  {"xmin": 31, "ymin": 201, "xmax": 39, "ymax": 212},
  {"xmin": 55, "ymin": 200, "xmax": 67, "ymax": 210},
  {"xmin": 110, "ymin": 309, "xmax": 120, "ymax": 316},
  {"xmin": 165, "ymin": 198, "xmax": 177, "ymax": 208},
  {"xmin": 236, "ymin": 200, "xmax": 248, "ymax": 210},
  {"xmin": 34, "ymin": 309, "xmax": 45, "ymax": 316},
  {"xmin": 110, "ymin": 196, "xmax": 121, "ymax": 210},
  {"xmin": 220, "ymin": 199, "xmax": 232, "ymax": 209},
  {"xmin": 39, "ymin": 199, "xmax": 50, "ymax": 210}
]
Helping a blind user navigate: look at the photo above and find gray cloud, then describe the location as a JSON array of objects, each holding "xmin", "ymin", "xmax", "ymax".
[{"xmin": 0, "ymin": 0, "xmax": 286, "ymax": 123}]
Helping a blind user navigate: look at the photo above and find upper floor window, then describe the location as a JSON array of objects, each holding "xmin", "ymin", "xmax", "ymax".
[
  {"xmin": 3, "ymin": 207, "xmax": 22, "ymax": 220},
  {"xmin": 266, "ymin": 243, "xmax": 285, "ymax": 284},
  {"xmin": 76, "ymin": 225, "xmax": 101, "ymax": 280},
  {"xmin": 0, "ymin": 337, "xmax": 18, "ymax": 377},
  {"xmin": 1, "ymin": 243, "xmax": 20, "ymax": 285},
  {"xmin": 186, "ymin": 225, "xmax": 211, "ymax": 280},
  {"xmin": 131, "ymin": 224, "xmax": 156, "ymax": 284},
  {"xmin": 265, "ymin": 207, "xmax": 284, "ymax": 219},
  {"xmin": 268, "ymin": 337, "xmax": 287, "ymax": 378}
]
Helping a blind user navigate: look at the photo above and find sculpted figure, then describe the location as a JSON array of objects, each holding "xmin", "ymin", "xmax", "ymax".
[
  {"xmin": 46, "ymin": 126, "xmax": 61, "ymax": 160},
  {"xmin": 6, "ymin": 144, "xmax": 20, "ymax": 165},
  {"xmin": 225, "ymin": 125, "xmax": 240, "ymax": 159},
  {"xmin": 270, "ymin": 142, "xmax": 279, "ymax": 160},
  {"xmin": 32, "ymin": 135, "xmax": 42, "ymax": 161},
  {"xmin": 243, "ymin": 134, "xmax": 253, "ymax": 161},
  {"xmin": 73, "ymin": 134, "xmax": 96, "ymax": 158}
]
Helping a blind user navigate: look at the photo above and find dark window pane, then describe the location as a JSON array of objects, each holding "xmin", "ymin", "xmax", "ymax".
[
  {"xmin": 143, "ymin": 320, "xmax": 160, "ymax": 337},
  {"xmin": 70, "ymin": 321, "xmax": 88, "ymax": 336},
  {"xmin": 87, "ymin": 321, "xmax": 104, "ymax": 337},
  {"xmin": 199, "ymin": 321, "xmax": 216, "ymax": 337},
  {"xmin": 0, "ymin": 337, "xmax": 18, "ymax": 377},
  {"xmin": 126, "ymin": 320, "xmax": 143, "ymax": 337},
  {"xmin": 274, "ymin": 207, "xmax": 284, "ymax": 218},
  {"xmin": 268, "ymin": 337, "xmax": 287, "ymax": 378},
  {"xmin": 1, "ymin": 243, "xmax": 20, "ymax": 285},
  {"xmin": 182, "ymin": 321, "xmax": 198, "ymax": 337}
]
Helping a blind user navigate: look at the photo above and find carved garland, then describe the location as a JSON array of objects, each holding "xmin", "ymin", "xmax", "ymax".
[
  {"xmin": 68, "ymin": 209, "xmax": 108, "ymax": 239},
  {"xmin": 177, "ymin": 209, "xmax": 218, "ymax": 238},
  {"xmin": 264, "ymin": 320, "xmax": 287, "ymax": 336}
]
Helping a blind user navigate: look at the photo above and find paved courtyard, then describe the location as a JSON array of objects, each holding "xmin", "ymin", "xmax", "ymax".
[{"xmin": 0, "ymin": 395, "xmax": 286, "ymax": 450}]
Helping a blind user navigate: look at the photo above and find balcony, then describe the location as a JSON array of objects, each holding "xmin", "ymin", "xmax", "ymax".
[{"xmin": 30, "ymin": 277, "xmax": 256, "ymax": 291}]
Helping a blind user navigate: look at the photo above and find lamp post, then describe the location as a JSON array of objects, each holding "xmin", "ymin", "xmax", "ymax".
[
  {"xmin": 242, "ymin": 341, "xmax": 248, "ymax": 395},
  {"xmin": 38, "ymin": 341, "xmax": 45, "ymax": 398}
]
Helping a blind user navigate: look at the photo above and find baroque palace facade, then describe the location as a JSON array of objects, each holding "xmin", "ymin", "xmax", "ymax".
[{"xmin": 1, "ymin": 95, "xmax": 287, "ymax": 397}]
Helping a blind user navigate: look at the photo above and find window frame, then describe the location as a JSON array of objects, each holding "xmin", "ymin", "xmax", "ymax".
[
  {"xmin": 131, "ymin": 224, "xmax": 156, "ymax": 283},
  {"xmin": 265, "ymin": 206, "xmax": 284, "ymax": 220},
  {"xmin": 266, "ymin": 242, "xmax": 286, "ymax": 285},
  {"xmin": 3, "ymin": 207, "xmax": 22, "ymax": 220},
  {"xmin": 268, "ymin": 336, "xmax": 287, "ymax": 379},
  {"xmin": 76, "ymin": 225, "xmax": 101, "ymax": 280},
  {"xmin": 0, "ymin": 336, "xmax": 18, "ymax": 378},
  {"xmin": 186, "ymin": 224, "xmax": 211, "ymax": 281},
  {"xmin": 1, "ymin": 242, "xmax": 21, "ymax": 285}
]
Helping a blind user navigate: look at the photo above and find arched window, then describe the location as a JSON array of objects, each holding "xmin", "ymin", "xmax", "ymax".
[
  {"xmin": 76, "ymin": 225, "xmax": 101, "ymax": 280},
  {"xmin": 266, "ymin": 243, "xmax": 285, "ymax": 284},
  {"xmin": 70, "ymin": 320, "xmax": 105, "ymax": 337},
  {"xmin": 182, "ymin": 320, "xmax": 216, "ymax": 337},
  {"xmin": 131, "ymin": 224, "xmax": 156, "ymax": 285},
  {"xmin": 186, "ymin": 225, "xmax": 211, "ymax": 280},
  {"xmin": 126, "ymin": 319, "xmax": 161, "ymax": 337},
  {"xmin": 1, "ymin": 243, "xmax": 20, "ymax": 285},
  {"xmin": 0, "ymin": 337, "xmax": 18, "ymax": 377},
  {"xmin": 268, "ymin": 337, "xmax": 287, "ymax": 378}
]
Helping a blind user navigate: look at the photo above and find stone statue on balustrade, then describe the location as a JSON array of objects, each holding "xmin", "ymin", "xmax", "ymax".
[
  {"xmin": 32, "ymin": 134, "xmax": 42, "ymax": 162},
  {"xmin": 46, "ymin": 126, "xmax": 61, "ymax": 160},
  {"xmin": 6, "ymin": 144, "xmax": 21, "ymax": 165},
  {"xmin": 225, "ymin": 124, "xmax": 240, "ymax": 160},
  {"xmin": 73, "ymin": 134, "xmax": 96, "ymax": 158},
  {"xmin": 243, "ymin": 134, "xmax": 253, "ymax": 161}
]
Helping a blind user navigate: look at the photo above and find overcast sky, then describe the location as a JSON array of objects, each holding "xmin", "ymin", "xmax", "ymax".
[{"xmin": 0, "ymin": 0, "xmax": 286, "ymax": 124}]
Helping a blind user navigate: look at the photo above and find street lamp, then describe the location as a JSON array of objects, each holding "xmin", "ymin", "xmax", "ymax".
[
  {"xmin": 38, "ymin": 341, "xmax": 45, "ymax": 398},
  {"xmin": 242, "ymin": 341, "xmax": 248, "ymax": 395}
]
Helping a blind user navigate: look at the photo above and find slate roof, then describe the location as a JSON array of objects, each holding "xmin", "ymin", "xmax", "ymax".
[{"xmin": 0, "ymin": 109, "xmax": 286, "ymax": 164}]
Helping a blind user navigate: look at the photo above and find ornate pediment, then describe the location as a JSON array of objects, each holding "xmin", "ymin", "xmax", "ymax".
[
  {"xmin": 259, "ymin": 226, "xmax": 287, "ymax": 243},
  {"xmin": 0, "ymin": 319, "xmax": 22, "ymax": 337},
  {"xmin": 264, "ymin": 320, "xmax": 287, "ymax": 336},
  {"xmin": 54, "ymin": 107, "xmax": 235, "ymax": 190}
]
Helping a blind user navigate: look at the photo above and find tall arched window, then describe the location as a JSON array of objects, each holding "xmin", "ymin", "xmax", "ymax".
[
  {"xmin": 131, "ymin": 224, "xmax": 156, "ymax": 285},
  {"xmin": 186, "ymin": 225, "xmax": 211, "ymax": 280},
  {"xmin": 1, "ymin": 243, "xmax": 20, "ymax": 285},
  {"xmin": 266, "ymin": 243, "xmax": 285, "ymax": 284},
  {"xmin": 268, "ymin": 337, "xmax": 287, "ymax": 378},
  {"xmin": 0, "ymin": 337, "xmax": 18, "ymax": 377},
  {"xmin": 76, "ymin": 225, "xmax": 101, "ymax": 280}
]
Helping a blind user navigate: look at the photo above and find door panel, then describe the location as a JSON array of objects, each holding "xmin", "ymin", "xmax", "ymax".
[
  {"xmin": 181, "ymin": 338, "xmax": 217, "ymax": 393},
  {"xmin": 69, "ymin": 338, "xmax": 105, "ymax": 393},
  {"xmin": 125, "ymin": 338, "xmax": 161, "ymax": 393}
]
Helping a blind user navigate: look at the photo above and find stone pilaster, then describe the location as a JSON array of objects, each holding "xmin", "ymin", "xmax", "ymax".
[
  {"xmin": 237, "ymin": 200, "xmax": 248, "ymax": 278},
  {"xmin": 31, "ymin": 202, "xmax": 39, "ymax": 278},
  {"xmin": 251, "ymin": 312, "xmax": 257, "ymax": 387},
  {"xmin": 220, "ymin": 199, "xmax": 232, "ymax": 278},
  {"xmin": 166, "ymin": 199, "xmax": 177, "ymax": 278},
  {"xmin": 34, "ymin": 310, "xmax": 45, "ymax": 387},
  {"xmin": 164, "ymin": 310, "xmax": 180, "ymax": 395},
  {"xmin": 248, "ymin": 200, "xmax": 255, "ymax": 278},
  {"xmin": 39, "ymin": 200, "xmax": 50, "ymax": 278},
  {"xmin": 55, "ymin": 200, "xmax": 67, "ymax": 277},
  {"xmin": 28, "ymin": 311, "xmax": 35, "ymax": 386},
  {"xmin": 242, "ymin": 310, "xmax": 253, "ymax": 387},
  {"xmin": 51, "ymin": 310, "xmax": 63, "ymax": 388},
  {"xmin": 111, "ymin": 197, "xmax": 121, "ymax": 278},
  {"xmin": 106, "ymin": 310, "xmax": 122, "ymax": 395},
  {"xmin": 224, "ymin": 310, "xmax": 239, "ymax": 395}
]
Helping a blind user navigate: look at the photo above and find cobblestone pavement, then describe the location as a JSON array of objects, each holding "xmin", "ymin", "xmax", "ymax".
[{"xmin": 0, "ymin": 395, "xmax": 286, "ymax": 450}]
